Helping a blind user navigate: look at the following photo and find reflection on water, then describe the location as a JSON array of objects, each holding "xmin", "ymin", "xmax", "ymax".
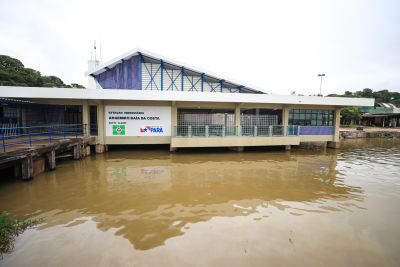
[
  {"xmin": 1, "ymin": 148, "xmax": 362, "ymax": 250},
  {"xmin": 1, "ymin": 139, "xmax": 400, "ymax": 266}
]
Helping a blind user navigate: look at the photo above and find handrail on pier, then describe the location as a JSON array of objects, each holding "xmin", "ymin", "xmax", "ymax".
[{"xmin": 0, "ymin": 124, "xmax": 88, "ymax": 152}]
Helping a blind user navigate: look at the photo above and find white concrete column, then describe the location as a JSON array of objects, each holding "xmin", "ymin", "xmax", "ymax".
[
  {"xmin": 96, "ymin": 101, "xmax": 106, "ymax": 145},
  {"xmin": 282, "ymin": 106, "xmax": 289, "ymax": 136},
  {"xmin": 235, "ymin": 104, "xmax": 241, "ymax": 136},
  {"xmin": 171, "ymin": 102, "xmax": 177, "ymax": 136},
  {"xmin": 333, "ymin": 108, "xmax": 341, "ymax": 142},
  {"xmin": 82, "ymin": 100, "xmax": 89, "ymax": 136},
  {"xmin": 188, "ymin": 125, "xmax": 192, "ymax": 137},
  {"xmin": 328, "ymin": 108, "xmax": 341, "ymax": 149}
]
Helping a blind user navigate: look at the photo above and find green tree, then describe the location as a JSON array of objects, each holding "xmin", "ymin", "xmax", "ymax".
[
  {"xmin": 41, "ymin": 75, "xmax": 65, "ymax": 87},
  {"xmin": 391, "ymin": 92, "xmax": 400, "ymax": 106},
  {"xmin": 0, "ymin": 55, "xmax": 24, "ymax": 71},
  {"xmin": 341, "ymin": 107, "xmax": 362, "ymax": 125},
  {"xmin": 0, "ymin": 54, "xmax": 85, "ymax": 88},
  {"xmin": 344, "ymin": 91, "xmax": 353, "ymax": 97},
  {"xmin": 373, "ymin": 89, "xmax": 392, "ymax": 103},
  {"xmin": 327, "ymin": 88, "xmax": 399, "ymax": 107},
  {"xmin": 360, "ymin": 88, "xmax": 374, "ymax": 98},
  {"xmin": 327, "ymin": 93, "xmax": 341, "ymax": 97},
  {"xmin": 70, "ymin": 83, "xmax": 85, "ymax": 88}
]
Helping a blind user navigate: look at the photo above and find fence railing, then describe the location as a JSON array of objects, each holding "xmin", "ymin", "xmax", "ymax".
[
  {"xmin": 174, "ymin": 125, "xmax": 238, "ymax": 137},
  {"xmin": 173, "ymin": 125, "xmax": 300, "ymax": 137},
  {"xmin": 0, "ymin": 124, "xmax": 87, "ymax": 152},
  {"xmin": 173, "ymin": 125, "xmax": 335, "ymax": 137},
  {"xmin": 0, "ymin": 123, "xmax": 19, "ymax": 136}
]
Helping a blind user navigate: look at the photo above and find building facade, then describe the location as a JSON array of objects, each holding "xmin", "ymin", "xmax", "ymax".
[
  {"xmin": 360, "ymin": 103, "xmax": 400, "ymax": 127},
  {"xmin": 0, "ymin": 49, "xmax": 374, "ymax": 151}
]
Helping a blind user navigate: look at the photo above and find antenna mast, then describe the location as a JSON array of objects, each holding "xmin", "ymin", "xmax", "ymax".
[
  {"xmin": 99, "ymin": 40, "xmax": 102, "ymax": 62},
  {"xmin": 94, "ymin": 41, "xmax": 97, "ymax": 62}
]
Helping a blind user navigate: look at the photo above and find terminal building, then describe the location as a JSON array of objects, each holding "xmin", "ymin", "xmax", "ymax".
[
  {"xmin": 360, "ymin": 103, "xmax": 400, "ymax": 127},
  {"xmin": 0, "ymin": 48, "xmax": 374, "ymax": 152}
]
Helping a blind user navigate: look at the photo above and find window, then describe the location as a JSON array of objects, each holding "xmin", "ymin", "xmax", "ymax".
[
  {"xmin": 89, "ymin": 105, "xmax": 98, "ymax": 136},
  {"xmin": 289, "ymin": 109, "xmax": 334, "ymax": 126},
  {"xmin": 240, "ymin": 109, "xmax": 282, "ymax": 126}
]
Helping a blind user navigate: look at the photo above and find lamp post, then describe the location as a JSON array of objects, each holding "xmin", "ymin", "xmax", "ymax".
[{"xmin": 318, "ymin": 74, "xmax": 325, "ymax": 96}]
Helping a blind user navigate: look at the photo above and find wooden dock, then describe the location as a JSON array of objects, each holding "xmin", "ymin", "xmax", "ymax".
[{"xmin": 0, "ymin": 136, "xmax": 94, "ymax": 180}]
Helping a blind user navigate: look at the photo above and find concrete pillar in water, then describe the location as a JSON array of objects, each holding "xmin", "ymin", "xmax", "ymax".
[
  {"xmin": 84, "ymin": 146, "xmax": 91, "ymax": 157},
  {"xmin": 73, "ymin": 145, "xmax": 81, "ymax": 159},
  {"xmin": 285, "ymin": 145, "xmax": 291, "ymax": 151},
  {"xmin": 333, "ymin": 108, "xmax": 341, "ymax": 142},
  {"xmin": 327, "ymin": 141, "xmax": 340, "ymax": 149},
  {"xmin": 96, "ymin": 144, "xmax": 107, "ymax": 154},
  {"xmin": 328, "ymin": 109, "xmax": 341, "ymax": 149},
  {"xmin": 21, "ymin": 155, "xmax": 33, "ymax": 180},
  {"xmin": 229, "ymin": 146, "xmax": 244, "ymax": 152},
  {"xmin": 46, "ymin": 149, "xmax": 56, "ymax": 170},
  {"xmin": 14, "ymin": 164, "xmax": 21, "ymax": 178}
]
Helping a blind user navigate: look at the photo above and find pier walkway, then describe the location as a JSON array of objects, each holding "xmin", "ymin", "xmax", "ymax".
[{"xmin": 0, "ymin": 125, "xmax": 94, "ymax": 180}]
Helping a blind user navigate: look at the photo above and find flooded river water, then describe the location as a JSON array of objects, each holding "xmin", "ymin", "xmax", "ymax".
[{"xmin": 1, "ymin": 139, "xmax": 400, "ymax": 266}]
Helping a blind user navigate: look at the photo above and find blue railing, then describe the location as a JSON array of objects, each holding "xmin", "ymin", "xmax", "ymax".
[
  {"xmin": 0, "ymin": 124, "xmax": 87, "ymax": 152},
  {"xmin": 173, "ymin": 125, "xmax": 335, "ymax": 137},
  {"xmin": 173, "ymin": 125, "xmax": 300, "ymax": 137}
]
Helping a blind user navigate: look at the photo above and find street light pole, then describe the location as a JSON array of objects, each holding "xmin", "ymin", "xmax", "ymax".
[{"xmin": 318, "ymin": 73, "xmax": 325, "ymax": 96}]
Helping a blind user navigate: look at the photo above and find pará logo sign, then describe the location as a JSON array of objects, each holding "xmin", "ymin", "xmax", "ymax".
[{"xmin": 140, "ymin": 126, "xmax": 164, "ymax": 133}]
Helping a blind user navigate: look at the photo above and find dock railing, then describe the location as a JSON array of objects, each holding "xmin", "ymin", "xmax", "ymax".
[
  {"xmin": 173, "ymin": 125, "xmax": 300, "ymax": 137},
  {"xmin": 0, "ymin": 124, "xmax": 87, "ymax": 152},
  {"xmin": 173, "ymin": 125, "xmax": 335, "ymax": 137}
]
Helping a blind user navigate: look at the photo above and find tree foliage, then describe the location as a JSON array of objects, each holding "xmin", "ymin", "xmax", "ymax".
[
  {"xmin": 328, "ymin": 88, "xmax": 400, "ymax": 125},
  {"xmin": 327, "ymin": 88, "xmax": 400, "ymax": 107},
  {"xmin": 0, "ymin": 55, "xmax": 85, "ymax": 88},
  {"xmin": 341, "ymin": 107, "xmax": 362, "ymax": 125}
]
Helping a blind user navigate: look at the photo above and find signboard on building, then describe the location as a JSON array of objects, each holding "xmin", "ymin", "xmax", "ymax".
[{"xmin": 105, "ymin": 106, "xmax": 171, "ymax": 137}]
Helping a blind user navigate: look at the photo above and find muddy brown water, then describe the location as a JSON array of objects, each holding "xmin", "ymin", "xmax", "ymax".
[{"xmin": 1, "ymin": 139, "xmax": 400, "ymax": 266}]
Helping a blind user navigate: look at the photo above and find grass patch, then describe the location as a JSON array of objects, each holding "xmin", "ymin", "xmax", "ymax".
[
  {"xmin": 0, "ymin": 212, "xmax": 41, "ymax": 256},
  {"xmin": 341, "ymin": 124, "xmax": 361, "ymax": 128}
]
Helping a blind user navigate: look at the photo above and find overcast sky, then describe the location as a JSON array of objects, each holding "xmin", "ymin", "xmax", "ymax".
[{"xmin": 0, "ymin": 0, "xmax": 399, "ymax": 95}]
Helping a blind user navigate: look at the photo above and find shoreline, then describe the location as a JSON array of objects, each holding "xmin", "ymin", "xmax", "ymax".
[{"xmin": 340, "ymin": 127, "xmax": 400, "ymax": 139}]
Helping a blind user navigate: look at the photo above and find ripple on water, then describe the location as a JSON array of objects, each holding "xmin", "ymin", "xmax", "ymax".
[{"xmin": 0, "ymin": 139, "xmax": 399, "ymax": 262}]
